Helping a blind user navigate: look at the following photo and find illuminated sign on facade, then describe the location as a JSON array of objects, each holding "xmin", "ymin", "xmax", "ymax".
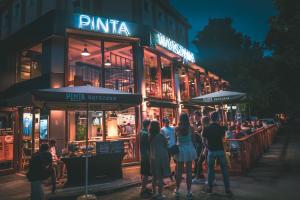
[
  {"xmin": 78, "ymin": 14, "xmax": 131, "ymax": 36},
  {"xmin": 154, "ymin": 32, "xmax": 195, "ymax": 63}
]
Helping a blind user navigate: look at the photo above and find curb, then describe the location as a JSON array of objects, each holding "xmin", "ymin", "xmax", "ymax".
[{"xmin": 47, "ymin": 180, "xmax": 142, "ymax": 200}]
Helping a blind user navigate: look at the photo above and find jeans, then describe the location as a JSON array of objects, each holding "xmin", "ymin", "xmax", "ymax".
[
  {"xmin": 207, "ymin": 150, "xmax": 230, "ymax": 190},
  {"xmin": 31, "ymin": 181, "xmax": 44, "ymax": 200}
]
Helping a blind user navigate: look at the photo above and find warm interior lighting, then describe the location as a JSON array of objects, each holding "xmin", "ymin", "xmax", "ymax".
[
  {"xmin": 104, "ymin": 55, "xmax": 112, "ymax": 66},
  {"xmin": 110, "ymin": 112, "xmax": 117, "ymax": 118},
  {"xmin": 81, "ymin": 45, "xmax": 90, "ymax": 57}
]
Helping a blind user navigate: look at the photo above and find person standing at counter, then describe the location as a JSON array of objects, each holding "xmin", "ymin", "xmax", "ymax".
[
  {"xmin": 27, "ymin": 143, "xmax": 53, "ymax": 200},
  {"xmin": 139, "ymin": 119, "xmax": 152, "ymax": 198},
  {"xmin": 149, "ymin": 121, "xmax": 170, "ymax": 199}
]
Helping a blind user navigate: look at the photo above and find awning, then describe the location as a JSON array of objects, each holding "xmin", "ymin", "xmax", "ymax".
[
  {"xmin": 1, "ymin": 85, "xmax": 142, "ymax": 111},
  {"xmin": 32, "ymin": 85, "xmax": 142, "ymax": 111},
  {"xmin": 191, "ymin": 90, "xmax": 246, "ymax": 105}
]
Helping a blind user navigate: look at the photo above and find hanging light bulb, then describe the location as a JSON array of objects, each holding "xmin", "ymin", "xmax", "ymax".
[
  {"xmin": 180, "ymin": 71, "xmax": 186, "ymax": 77},
  {"xmin": 104, "ymin": 55, "xmax": 111, "ymax": 66},
  {"xmin": 125, "ymin": 66, "xmax": 131, "ymax": 72},
  {"xmin": 81, "ymin": 44, "xmax": 90, "ymax": 57}
]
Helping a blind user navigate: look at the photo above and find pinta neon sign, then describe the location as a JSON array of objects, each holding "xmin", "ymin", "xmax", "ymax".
[
  {"xmin": 78, "ymin": 14, "xmax": 130, "ymax": 36},
  {"xmin": 155, "ymin": 32, "xmax": 195, "ymax": 63}
]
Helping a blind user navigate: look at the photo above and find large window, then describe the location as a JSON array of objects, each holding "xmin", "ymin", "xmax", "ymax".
[
  {"xmin": 68, "ymin": 37, "xmax": 102, "ymax": 87},
  {"xmin": 67, "ymin": 108, "xmax": 137, "ymax": 161},
  {"xmin": 17, "ymin": 43, "xmax": 42, "ymax": 82},
  {"xmin": 144, "ymin": 50, "xmax": 175, "ymax": 100},
  {"xmin": 104, "ymin": 42, "xmax": 134, "ymax": 93},
  {"xmin": 188, "ymin": 69, "xmax": 197, "ymax": 98},
  {"xmin": 161, "ymin": 57, "xmax": 174, "ymax": 100},
  {"xmin": 144, "ymin": 50, "xmax": 161, "ymax": 98},
  {"xmin": 68, "ymin": 36, "xmax": 135, "ymax": 92},
  {"xmin": 179, "ymin": 68, "xmax": 189, "ymax": 101},
  {"xmin": 0, "ymin": 113, "xmax": 14, "ymax": 171}
]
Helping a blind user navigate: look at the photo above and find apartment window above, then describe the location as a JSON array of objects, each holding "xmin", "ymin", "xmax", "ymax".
[
  {"xmin": 72, "ymin": 0, "xmax": 81, "ymax": 12},
  {"xmin": 144, "ymin": 0, "xmax": 149, "ymax": 12},
  {"xmin": 17, "ymin": 43, "xmax": 42, "ymax": 82},
  {"xmin": 13, "ymin": 3, "xmax": 20, "ymax": 17}
]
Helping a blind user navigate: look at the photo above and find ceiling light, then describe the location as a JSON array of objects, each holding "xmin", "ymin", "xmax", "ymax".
[
  {"xmin": 180, "ymin": 71, "xmax": 186, "ymax": 77},
  {"xmin": 104, "ymin": 59, "xmax": 111, "ymax": 66},
  {"xmin": 125, "ymin": 66, "xmax": 131, "ymax": 72},
  {"xmin": 81, "ymin": 45, "xmax": 90, "ymax": 57}
]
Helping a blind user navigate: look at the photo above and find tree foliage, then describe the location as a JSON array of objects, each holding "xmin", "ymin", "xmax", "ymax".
[{"xmin": 193, "ymin": 16, "xmax": 293, "ymax": 117}]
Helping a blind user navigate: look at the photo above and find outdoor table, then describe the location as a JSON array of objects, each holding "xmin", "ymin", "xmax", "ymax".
[{"xmin": 61, "ymin": 152, "xmax": 125, "ymax": 186}]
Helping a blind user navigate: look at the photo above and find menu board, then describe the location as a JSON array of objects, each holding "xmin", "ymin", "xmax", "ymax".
[
  {"xmin": 0, "ymin": 129, "xmax": 13, "ymax": 161},
  {"xmin": 23, "ymin": 113, "xmax": 33, "ymax": 136},
  {"xmin": 39, "ymin": 116, "xmax": 48, "ymax": 140}
]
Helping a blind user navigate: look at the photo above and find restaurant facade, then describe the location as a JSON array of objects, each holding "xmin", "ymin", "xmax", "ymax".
[{"xmin": 0, "ymin": 1, "xmax": 228, "ymax": 175}]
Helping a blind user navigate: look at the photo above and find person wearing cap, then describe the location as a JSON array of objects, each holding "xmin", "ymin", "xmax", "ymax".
[{"xmin": 161, "ymin": 117, "xmax": 175, "ymax": 181}]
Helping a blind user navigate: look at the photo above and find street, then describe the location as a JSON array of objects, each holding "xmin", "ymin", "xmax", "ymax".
[{"xmin": 95, "ymin": 125, "xmax": 300, "ymax": 200}]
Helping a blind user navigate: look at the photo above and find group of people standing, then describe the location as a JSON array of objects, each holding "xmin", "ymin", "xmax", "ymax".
[{"xmin": 139, "ymin": 111, "xmax": 232, "ymax": 199}]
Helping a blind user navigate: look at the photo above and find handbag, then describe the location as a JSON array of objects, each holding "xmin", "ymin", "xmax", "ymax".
[{"xmin": 169, "ymin": 144, "xmax": 179, "ymax": 155}]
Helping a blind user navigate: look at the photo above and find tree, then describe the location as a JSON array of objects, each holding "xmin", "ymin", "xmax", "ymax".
[
  {"xmin": 193, "ymin": 18, "xmax": 277, "ymax": 116},
  {"xmin": 266, "ymin": 0, "xmax": 300, "ymax": 115}
]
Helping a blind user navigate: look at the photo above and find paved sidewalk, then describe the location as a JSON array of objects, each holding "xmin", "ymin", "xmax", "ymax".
[
  {"xmin": 1, "ymin": 125, "xmax": 300, "ymax": 200},
  {"xmin": 94, "ymin": 125, "xmax": 300, "ymax": 200},
  {"xmin": 0, "ymin": 165, "xmax": 145, "ymax": 200}
]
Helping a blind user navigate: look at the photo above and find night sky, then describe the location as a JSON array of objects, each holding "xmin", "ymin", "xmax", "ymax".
[{"xmin": 171, "ymin": 0, "xmax": 277, "ymax": 52}]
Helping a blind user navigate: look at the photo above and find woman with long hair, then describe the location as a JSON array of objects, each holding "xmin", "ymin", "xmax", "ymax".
[
  {"xmin": 149, "ymin": 121, "xmax": 170, "ymax": 199},
  {"xmin": 174, "ymin": 113, "xmax": 197, "ymax": 199}
]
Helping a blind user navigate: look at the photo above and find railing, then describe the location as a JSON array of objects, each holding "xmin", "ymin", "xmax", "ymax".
[{"xmin": 222, "ymin": 125, "xmax": 278, "ymax": 175}]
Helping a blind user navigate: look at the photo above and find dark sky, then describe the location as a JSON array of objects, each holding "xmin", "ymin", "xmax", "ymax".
[{"xmin": 171, "ymin": 0, "xmax": 277, "ymax": 52}]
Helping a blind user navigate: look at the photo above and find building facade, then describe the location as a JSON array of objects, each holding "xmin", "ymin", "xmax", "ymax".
[{"xmin": 0, "ymin": 0, "xmax": 228, "ymax": 174}]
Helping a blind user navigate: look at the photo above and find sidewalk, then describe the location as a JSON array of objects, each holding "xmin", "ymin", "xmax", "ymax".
[
  {"xmin": 94, "ymin": 125, "xmax": 300, "ymax": 200},
  {"xmin": 1, "ymin": 125, "xmax": 300, "ymax": 200},
  {"xmin": 0, "ymin": 165, "xmax": 145, "ymax": 200}
]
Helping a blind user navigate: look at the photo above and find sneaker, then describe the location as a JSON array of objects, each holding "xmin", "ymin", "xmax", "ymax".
[
  {"xmin": 186, "ymin": 192, "xmax": 193, "ymax": 200},
  {"xmin": 205, "ymin": 180, "xmax": 217, "ymax": 186},
  {"xmin": 140, "ymin": 190, "xmax": 152, "ymax": 199},
  {"xmin": 156, "ymin": 194, "xmax": 166, "ymax": 200},
  {"xmin": 192, "ymin": 178, "xmax": 206, "ymax": 184},
  {"xmin": 201, "ymin": 187, "xmax": 213, "ymax": 195}
]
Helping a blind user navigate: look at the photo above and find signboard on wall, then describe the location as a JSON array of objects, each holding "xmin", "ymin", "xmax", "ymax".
[
  {"xmin": 39, "ymin": 116, "xmax": 48, "ymax": 140},
  {"xmin": 73, "ymin": 14, "xmax": 138, "ymax": 37},
  {"xmin": 151, "ymin": 32, "xmax": 195, "ymax": 63},
  {"xmin": 23, "ymin": 113, "xmax": 33, "ymax": 137}
]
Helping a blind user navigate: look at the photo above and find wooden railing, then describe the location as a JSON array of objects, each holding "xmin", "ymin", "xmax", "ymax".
[{"xmin": 222, "ymin": 125, "xmax": 278, "ymax": 175}]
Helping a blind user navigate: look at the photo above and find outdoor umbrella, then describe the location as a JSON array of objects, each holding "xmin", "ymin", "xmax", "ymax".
[
  {"xmin": 32, "ymin": 85, "xmax": 142, "ymax": 200},
  {"xmin": 191, "ymin": 90, "xmax": 246, "ymax": 105}
]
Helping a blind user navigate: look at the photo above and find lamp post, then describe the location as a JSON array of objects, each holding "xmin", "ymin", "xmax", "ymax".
[{"xmin": 77, "ymin": 103, "xmax": 96, "ymax": 200}]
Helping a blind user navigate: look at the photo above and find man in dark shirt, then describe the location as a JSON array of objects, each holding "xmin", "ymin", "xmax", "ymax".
[
  {"xmin": 202, "ymin": 112, "xmax": 232, "ymax": 196},
  {"xmin": 27, "ymin": 143, "xmax": 53, "ymax": 200}
]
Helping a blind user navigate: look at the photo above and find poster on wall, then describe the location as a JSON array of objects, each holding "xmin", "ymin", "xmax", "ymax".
[
  {"xmin": 39, "ymin": 116, "xmax": 48, "ymax": 140},
  {"xmin": 23, "ymin": 113, "xmax": 33, "ymax": 137}
]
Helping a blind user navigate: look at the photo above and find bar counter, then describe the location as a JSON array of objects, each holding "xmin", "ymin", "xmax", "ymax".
[{"xmin": 62, "ymin": 152, "xmax": 125, "ymax": 186}]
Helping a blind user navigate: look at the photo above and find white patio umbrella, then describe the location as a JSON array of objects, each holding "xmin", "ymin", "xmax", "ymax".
[{"xmin": 191, "ymin": 90, "xmax": 246, "ymax": 105}]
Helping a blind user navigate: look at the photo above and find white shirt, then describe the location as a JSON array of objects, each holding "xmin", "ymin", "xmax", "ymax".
[{"xmin": 161, "ymin": 126, "xmax": 175, "ymax": 148}]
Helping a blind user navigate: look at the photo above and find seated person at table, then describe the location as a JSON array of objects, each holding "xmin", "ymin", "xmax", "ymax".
[
  {"xmin": 234, "ymin": 124, "xmax": 247, "ymax": 139},
  {"xmin": 49, "ymin": 139, "xmax": 65, "ymax": 182},
  {"xmin": 225, "ymin": 126, "xmax": 239, "ymax": 159},
  {"xmin": 124, "ymin": 123, "xmax": 134, "ymax": 135}
]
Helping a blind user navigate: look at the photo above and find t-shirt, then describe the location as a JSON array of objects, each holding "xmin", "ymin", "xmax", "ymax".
[
  {"xmin": 202, "ymin": 123, "xmax": 226, "ymax": 151},
  {"xmin": 161, "ymin": 126, "xmax": 175, "ymax": 148},
  {"xmin": 27, "ymin": 151, "xmax": 52, "ymax": 182},
  {"xmin": 140, "ymin": 129, "xmax": 150, "ymax": 161}
]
